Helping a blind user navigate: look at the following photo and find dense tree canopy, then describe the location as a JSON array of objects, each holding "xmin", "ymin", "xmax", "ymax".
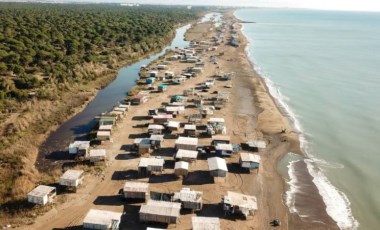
[{"xmin": 0, "ymin": 3, "xmax": 201, "ymax": 102}]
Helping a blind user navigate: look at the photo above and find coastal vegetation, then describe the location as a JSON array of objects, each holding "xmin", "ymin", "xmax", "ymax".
[{"xmin": 0, "ymin": 2, "xmax": 201, "ymax": 214}]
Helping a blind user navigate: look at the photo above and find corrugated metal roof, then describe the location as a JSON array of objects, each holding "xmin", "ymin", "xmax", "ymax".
[
  {"xmin": 83, "ymin": 209, "xmax": 122, "ymax": 227},
  {"xmin": 139, "ymin": 158, "xmax": 164, "ymax": 168},
  {"xmin": 192, "ymin": 217, "xmax": 220, "ymax": 230},
  {"xmin": 123, "ymin": 182, "xmax": 149, "ymax": 192},
  {"xmin": 176, "ymin": 149, "xmax": 198, "ymax": 159},
  {"xmin": 175, "ymin": 137, "xmax": 198, "ymax": 146},
  {"xmin": 139, "ymin": 200, "xmax": 181, "ymax": 218},
  {"xmin": 240, "ymin": 152, "xmax": 260, "ymax": 163}
]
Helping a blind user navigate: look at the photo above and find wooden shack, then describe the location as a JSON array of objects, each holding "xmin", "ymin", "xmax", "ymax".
[
  {"xmin": 207, "ymin": 157, "xmax": 228, "ymax": 178},
  {"xmin": 174, "ymin": 161, "xmax": 189, "ymax": 177},
  {"xmin": 135, "ymin": 138, "xmax": 152, "ymax": 155},
  {"xmin": 175, "ymin": 137, "xmax": 198, "ymax": 151},
  {"xmin": 212, "ymin": 135, "xmax": 230, "ymax": 145},
  {"xmin": 83, "ymin": 209, "xmax": 122, "ymax": 230},
  {"xmin": 60, "ymin": 169, "xmax": 84, "ymax": 191},
  {"xmin": 88, "ymin": 149, "xmax": 107, "ymax": 163},
  {"xmin": 184, "ymin": 124, "xmax": 196, "ymax": 137},
  {"xmin": 152, "ymin": 114, "xmax": 173, "ymax": 124},
  {"xmin": 138, "ymin": 157, "xmax": 165, "ymax": 177},
  {"xmin": 223, "ymin": 191, "xmax": 257, "ymax": 218},
  {"xmin": 239, "ymin": 153, "xmax": 261, "ymax": 172},
  {"xmin": 97, "ymin": 130, "xmax": 111, "ymax": 141},
  {"xmin": 68, "ymin": 141, "xmax": 90, "ymax": 156},
  {"xmin": 123, "ymin": 182, "xmax": 149, "ymax": 200},
  {"xmin": 150, "ymin": 134, "xmax": 164, "ymax": 149},
  {"xmin": 27, "ymin": 185, "xmax": 56, "ymax": 205},
  {"xmin": 215, "ymin": 143, "xmax": 234, "ymax": 157},
  {"xmin": 173, "ymin": 188, "xmax": 202, "ymax": 211},
  {"xmin": 246, "ymin": 140, "xmax": 267, "ymax": 152},
  {"xmin": 139, "ymin": 200, "xmax": 181, "ymax": 225},
  {"xmin": 175, "ymin": 149, "xmax": 198, "ymax": 163},
  {"xmin": 148, "ymin": 124, "xmax": 164, "ymax": 135},
  {"xmin": 192, "ymin": 217, "xmax": 220, "ymax": 230}
]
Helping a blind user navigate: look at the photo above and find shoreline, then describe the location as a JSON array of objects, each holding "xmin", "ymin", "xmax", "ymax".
[{"xmin": 233, "ymin": 10, "xmax": 342, "ymax": 230}]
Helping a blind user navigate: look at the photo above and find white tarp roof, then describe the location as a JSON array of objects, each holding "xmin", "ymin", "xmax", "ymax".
[
  {"xmin": 175, "ymin": 137, "xmax": 198, "ymax": 146},
  {"xmin": 247, "ymin": 140, "xmax": 267, "ymax": 148},
  {"xmin": 83, "ymin": 209, "xmax": 122, "ymax": 228},
  {"xmin": 215, "ymin": 143, "xmax": 233, "ymax": 151},
  {"xmin": 223, "ymin": 191, "xmax": 257, "ymax": 210},
  {"xmin": 173, "ymin": 188, "xmax": 202, "ymax": 202},
  {"xmin": 167, "ymin": 121, "xmax": 181, "ymax": 128},
  {"xmin": 165, "ymin": 106, "xmax": 185, "ymax": 112},
  {"xmin": 208, "ymin": 118, "xmax": 225, "ymax": 123},
  {"xmin": 28, "ymin": 185, "xmax": 55, "ymax": 197},
  {"xmin": 207, "ymin": 157, "xmax": 228, "ymax": 172},
  {"xmin": 139, "ymin": 158, "xmax": 165, "ymax": 168},
  {"xmin": 69, "ymin": 141, "xmax": 90, "ymax": 149},
  {"xmin": 192, "ymin": 217, "xmax": 220, "ymax": 230},
  {"xmin": 123, "ymin": 182, "xmax": 149, "ymax": 192},
  {"xmin": 174, "ymin": 161, "xmax": 189, "ymax": 170},
  {"xmin": 240, "ymin": 152, "xmax": 260, "ymax": 163},
  {"xmin": 89, "ymin": 149, "xmax": 106, "ymax": 157},
  {"xmin": 60, "ymin": 169, "xmax": 83, "ymax": 181},
  {"xmin": 148, "ymin": 124, "xmax": 164, "ymax": 130},
  {"xmin": 176, "ymin": 149, "xmax": 198, "ymax": 159},
  {"xmin": 139, "ymin": 200, "xmax": 181, "ymax": 218},
  {"xmin": 184, "ymin": 124, "xmax": 196, "ymax": 130}
]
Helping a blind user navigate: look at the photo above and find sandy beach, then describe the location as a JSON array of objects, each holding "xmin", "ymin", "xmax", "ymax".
[{"xmin": 15, "ymin": 10, "xmax": 340, "ymax": 230}]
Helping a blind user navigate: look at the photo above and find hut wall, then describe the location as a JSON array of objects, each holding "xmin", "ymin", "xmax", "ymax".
[
  {"xmin": 183, "ymin": 201, "xmax": 202, "ymax": 210},
  {"xmin": 124, "ymin": 191, "xmax": 147, "ymax": 200},
  {"xmin": 175, "ymin": 144, "xmax": 197, "ymax": 151},
  {"xmin": 174, "ymin": 168, "xmax": 188, "ymax": 177},
  {"xmin": 139, "ymin": 213, "xmax": 177, "ymax": 224},
  {"xmin": 83, "ymin": 222, "xmax": 108, "ymax": 230},
  {"xmin": 210, "ymin": 170, "xmax": 226, "ymax": 177}
]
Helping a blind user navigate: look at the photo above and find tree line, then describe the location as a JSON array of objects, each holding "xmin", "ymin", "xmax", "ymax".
[{"xmin": 0, "ymin": 3, "xmax": 202, "ymax": 104}]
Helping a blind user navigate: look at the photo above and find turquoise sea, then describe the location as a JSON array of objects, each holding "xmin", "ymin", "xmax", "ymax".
[{"xmin": 235, "ymin": 8, "xmax": 380, "ymax": 230}]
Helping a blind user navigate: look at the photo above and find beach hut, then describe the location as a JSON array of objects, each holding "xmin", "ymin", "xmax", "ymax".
[
  {"xmin": 188, "ymin": 114, "xmax": 203, "ymax": 124},
  {"xmin": 175, "ymin": 137, "xmax": 198, "ymax": 151},
  {"xmin": 146, "ymin": 77, "xmax": 155, "ymax": 84},
  {"xmin": 208, "ymin": 117, "xmax": 225, "ymax": 125},
  {"xmin": 59, "ymin": 169, "xmax": 84, "ymax": 191},
  {"xmin": 167, "ymin": 121, "xmax": 181, "ymax": 131},
  {"xmin": 184, "ymin": 124, "xmax": 197, "ymax": 137},
  {"xmin": 207, "ymin": 157, "xmax": 228, "ymax": 178},
  {"xmin": 212, "ymin": 135, "xmax": 230, "ymax": 145},
  {"xmin": 192, "ymin": 67, "xmax": 203, "ymax": 73},
  {"xmin": 88, "ymin": 149, "xmax": 107, "ymax": 163},
  {"xmin": 173, "ymin": 188, "xmax": 202, "ymax": 211},
  {"xmin": 83, "ymin": 209, "xmax": 122, "ymax": 230},
  {"xmin": 98, "ymin": 116, "xmax": 116, "ymax": 126},
  {"xmin": 165, "ymin": 106, "xmax": 185, "ymax": 115},
  {"xmin": 132, "ymin": 94, "xmax": 149, "ymax": 105},
  {"xmin": 123, "ymin": 182, "xmax": 149, "ymax": 200},
  {"xmin": 187, "ymin": 58, "xmax": 198, "ymax": 63},
  {"xmin": 170, "ymin": 95, "xmax": 185, "ymax": 103},
  {"xmin": 150, "ymin": 134, "xmax": 164, "ymax": 149},
  {"xmin": 152, "ymin": 114, "xmax": 173, "ymax": 124},
  {"xmin": 215, "ymin": 143, "xmax": 234, "ymax": 157},
  {"xmin": 150, "ymin": 71, "xmax": 158, "ymax": 78},
  {"xmin": 158, "ymin": 84, "xmax": 167, "ymax": 92},
  {"xmin": 174, "ymin": 161, "xmax": 189, "ymax": 177},
  {"xmin": 239, "ymin": 153, "xmax": 261, "ymax": 172},
  {"xmin": 148, "ymin": 124, "xmax": 165, "ymax": 135},
  {"xmin": 222, "ymin": 191, "xmax": 257, "ymax": 218},
  {"xmin": 27, "ymin": 185, "xmax": 56, "ymax": 205},
  {"xmin": 192, "ymin": 217, "xmax": 220, "ymax": 230},
  {"xmin": 135, "ymin": 138, "xmax": 152, "ymax": 155},
  {"xmin": 165, "ymin": 71, "xmax": 174, "ymax": 78},
  {"xmin": 246, "ymin": 140, "xmax": 267, "ymax": 152},
  {"xmin": 97, "ymin": 131, "xmax": 111, "ymax": 141},
  {"xmin": 113, "ymin": 106, "xmax": 127, "ymax": 115},
  {"xmin": 68, "ymin": 141, "xmax": 90, "ymax": 156},
  {"xmin": 157, "ymin": 64, "xmax": 167, "ymax": 70},
  {"xmin": 175, "ymin": 149, "xmax": 198, "ymax": 163},
  {"xmin": 139, "ymin": 200, "xmax": 181, "ymax": 225},
  {"xmin": 98, "ymin": 124, "xmax": 113, "ymax": 133},
  {"xmin": 138, "ymin": 157, "xmax": 165, "ymax": 177}
]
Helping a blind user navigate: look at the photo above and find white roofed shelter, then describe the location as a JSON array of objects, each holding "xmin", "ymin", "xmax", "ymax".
[
  {"xmin": 148, "ymin": 124, "xmax": 164, "ymax": 134},
  {"xmin": 192, "ymin": 216, "xmax": 220, "ymax": 230},
  {"xmin": 223, "ymin": 191, "xmax": 258, "ymax": 218},
  {"xmin": 207, "ymin": 157, "xmax": 228, "ymax": 179},
  {"xmin": 175, "ymin": 149, "xmax": 198, "ymax": 163},
  {"xmin": 138, "ymin": 157, "xmax": 165, "ymax": 177},
  {"xmin": 88, "ymin": 149, "xmax": 106, "ymax": 163},
  {"xmin": 207, "ymin": 117, "xmax": 225, "ymax": 124},
  {"xmin": 83, "ymin": 209, "xmax": 122, "ymax": 230},
  {"xmin": 173, "ymin": 188, "xmax": 202, "ymax": 211},
  {"xmin": 239, "ymin": 152, "xmax": 261, "ymax": 172},
  {"xmin": 123, "ymin": 182, "xmax": 149, "ymax": 200},
  {"xmin": 215, "ymin": 143, "xmax": 234, "ymax": 157},
  {"xmin": 68, "ymin": 141, "xmax": 90, "ymax": 155},
  {"xmin": 139, "ymin": 200, "xmax": 181, "ymax": 225},
  {"xmin": 174, "ymin": 161, "xmax": 189, "ymax": 177},
  {"xmin": 27, "ymin": 185, "xmax": 56, "ymax": 205},
  {"xmin": 184, "ymin": 124, "xmax": 197, "ymax": 137},
  {"xmin": 175, "ymin": 137, "xmax": 198, "ymax": 151},
  {"xmin": 246, "ymin": 140, "xmax": 267, "ymax": 151},
  {"xmin": 60, "ymin": 169, "xmax": 84, "ymax": 191},
  {"xmin": 167, "ymin": 121, "xmax": 181, "ymax": 131}
]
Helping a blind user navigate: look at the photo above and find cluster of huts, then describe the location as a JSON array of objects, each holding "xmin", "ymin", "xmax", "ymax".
[
  {"xmin": 27, "ymin": 16, "xmax": 269, "ymax": 229},
  {"xmin": 230, "ymin": 23, "xmax": 240, "ymax": 47}
]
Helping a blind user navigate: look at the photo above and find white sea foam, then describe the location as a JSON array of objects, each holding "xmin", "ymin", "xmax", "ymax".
[{"xmin": 240, "ymin": 21, "xmax": 359, "ymax": 230}]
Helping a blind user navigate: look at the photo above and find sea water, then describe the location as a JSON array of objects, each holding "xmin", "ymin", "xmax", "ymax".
[{"xmin": 235, "ymin": 8, "xmax": 380, "ymax": 230}]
